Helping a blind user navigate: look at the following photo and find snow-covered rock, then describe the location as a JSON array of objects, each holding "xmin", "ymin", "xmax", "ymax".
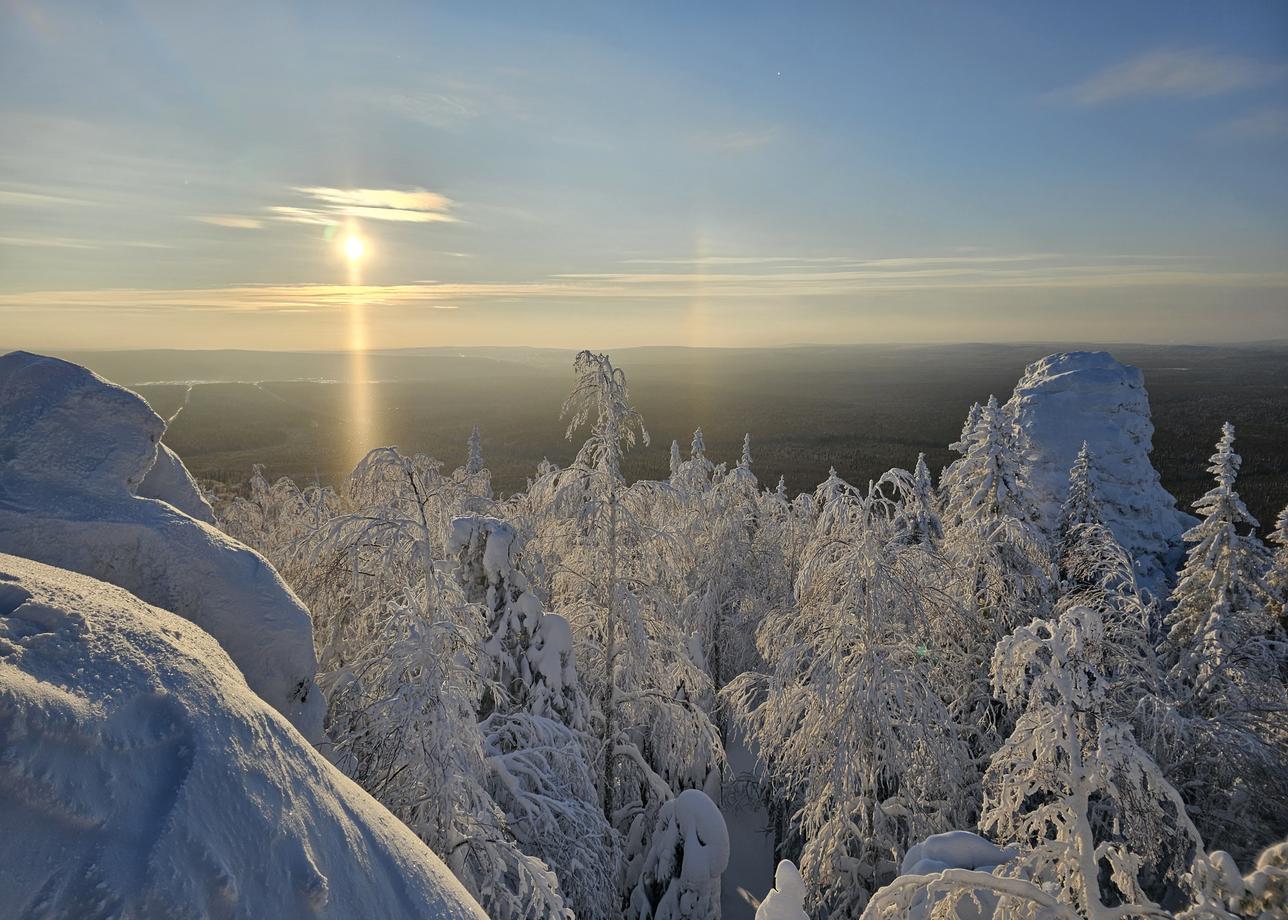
[
  {"xmin": 137, "ymin": 441, "xmax": 217, "ymax": 523},
  {"xmin": 0, "ymin": 553, "xmax": 486, "ymax": 920},
  {"xmin": 1005, "ymin": 351, "xmax": 1192, "ymax": 592},
  {"xmin": 0, "ymin": 351, "xmax": 323, "ymax": 739}
]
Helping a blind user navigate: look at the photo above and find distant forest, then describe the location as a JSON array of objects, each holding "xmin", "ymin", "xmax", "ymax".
[{"xmin": 54, "ymin": 343, "xmax": 1288, "ymax": 527}]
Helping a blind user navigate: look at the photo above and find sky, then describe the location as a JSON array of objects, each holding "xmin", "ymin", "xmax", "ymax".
[{"xmin": 1, "ymin": 0, "xmax": 1286, "ymax": 349}]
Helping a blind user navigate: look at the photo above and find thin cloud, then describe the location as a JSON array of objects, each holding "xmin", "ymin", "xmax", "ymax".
[
  {"xmin": 1212, "ymin": 107, "xmax": 1288, "ymax": 141},
  {"xmin": 3, "ymin": 258, "xmax": 1285, "ymax": 316},
  {"xmin": 1060, "ymin": 49, "xmax": 1284, "ymax": 106},
  {"xmin": 691, "ymin": 127, "xmax": 781, "ymax": 153},
  {"xmin": 268, "ymin": 186, "xmax": 460, "ymax": 226},
  {"xmin": 0, "ymin": 185, "xmax": 98, "ymax": 208},
  {"xmin": 194, "ymin": 215, "xmax": 264, "ymax": 229}
]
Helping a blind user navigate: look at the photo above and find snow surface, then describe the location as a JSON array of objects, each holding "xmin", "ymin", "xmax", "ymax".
[
  {"xmin": 137, "ymin": 441, "xmax": 217, "ymax": 523},
  {"xmin": 1006, "ymin": 351, "xmax": 1192, "ymax": 592},
  {"xmin": 0, "ymin": 552, "xmax": 486, "ymax": 920},
  {"xmin": 0, "ymin": 351, "xmax": 323, "ymax": 739},
  {"xmin": 722, "ymin": 729, "xmax": 777, "ymax": 919}
]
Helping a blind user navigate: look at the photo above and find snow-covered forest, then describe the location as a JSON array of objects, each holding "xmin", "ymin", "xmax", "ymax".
[{"xmin": 1, "ymin": 348, "xmax": 1286, "ymax": 919}]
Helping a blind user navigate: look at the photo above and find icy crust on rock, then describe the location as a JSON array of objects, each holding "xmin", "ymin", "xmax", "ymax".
[
  {"xmin": 0, "ymin": 351, "xmax": 323, "ymax": 739},
  {"xmin": 0, "ymin": 553, "xmax": 487, "ymax": 920},
  {"xmin": 1006, "ymin": 351, "xmax": 1192, "ymax": 591},
  {"xmin": 137, "ymin": 442, "xmax": 217, "ymax": 523}
]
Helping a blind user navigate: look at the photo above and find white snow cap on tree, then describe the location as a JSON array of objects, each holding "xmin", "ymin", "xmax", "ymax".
[
  {"xmin": 757, "ymin": 860, "xmax": 809, "ymax": 920},
  {"xmin": 631, "ymin": 788, "xmax": 730, "ymax": 920},
  {"xmin": 1005, "ymin": 351, "xmax": 1191, "ymax": 593},
  {"xmin": 0, "ymin": 351, "xmax": 325, "ymax": 740},
  {"xmin": 670, "ymin": 439, "xmax": 684, "ymax": 478},
  {"xmin": 740, "ymin": 433, "xmax": 753, "ymax": 469}
]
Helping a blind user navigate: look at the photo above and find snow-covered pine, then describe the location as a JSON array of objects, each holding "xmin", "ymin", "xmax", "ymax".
[
  {"xmin": 1270, "ymin": 504, "xmax": 1288, "ymax": 635},
  {"xmin": 670, "ymin": 439, "xmax": 683, "ymax": 480},
  {"xmin": 1163, "ymin": 424, "xmax": 1280, "ymax": 712},
  {"xmin": 466, "ymin": 425, "xmax": 485, "ymax": 475},
  {"xmin": 1058, "ymin": 441, "xmax": 1101, "ymax": 559},
  {"xmin": 629, "ymin": 788, "xmax": 730, "ymax": 920},
  {"xmin": 894, "ymin": 453, "xmax": 943, "ymax": 546},
  {"xmin": 448, "ymin": 514, "xmax": 589, "ymax": 728},
  {"xmin": 938, "ymin": 395, "xmax": 1053, "ymax": 763}
]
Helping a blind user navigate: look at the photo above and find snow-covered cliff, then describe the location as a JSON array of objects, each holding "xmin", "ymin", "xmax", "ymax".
[
  {"xmin": 0, "ymin": 553, "xmax": 487, "ymax": 920},
  {"xmin": 0, "ymin": 351, "xmax": 324, "ymax": 739},
  {"xmin": 1005, "ymin": 351, "xmax": 1192, "ymax": 592}
]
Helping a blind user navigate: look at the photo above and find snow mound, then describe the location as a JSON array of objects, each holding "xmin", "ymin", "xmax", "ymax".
[
  {"xmin": 866, "ymin": 831, "xmax": 1017, "ymax": 920},
  {"xmin": 900, "ymin": 830, "xmax": 1016, "ymax": 876},
  {"xmin": 137, "ymin": 442, "xmax": 217, "ymax": 523},
  {"xmin": 0, "ymin": 351, "xmax": 323, "ymax": 739},
  {"xmin": 1005, "ymin": 351, "xmax": 1191, "ymax": 591},
  {"xmin": 0, "ymin": 553, "xmax": 486, "ymax": 920},
  {"xmin": 756, "ymin": 860, "xmax": 808, "ymax": 920}
]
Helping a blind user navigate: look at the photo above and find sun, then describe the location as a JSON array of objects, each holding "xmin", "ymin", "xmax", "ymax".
[{"xmin": 343, "ymin": 234, "xmax": 366, "ymax": 262}]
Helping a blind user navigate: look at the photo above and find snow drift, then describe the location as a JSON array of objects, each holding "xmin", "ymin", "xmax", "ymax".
[
  {"xmin": 0, "ymin": 351, "xmax": 323, "ymax": 739},
  {"xmin": 1006, "ymin": 351, "xmax": 1191, "ymax": 591},
  {"xmin": 0, "ymin": 553, "xmax": 486, "ymax": 920}
]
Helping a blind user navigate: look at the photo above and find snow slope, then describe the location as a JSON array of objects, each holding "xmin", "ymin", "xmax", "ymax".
[
  {"xmin": 0, "ymin": 351, "xmax": 323, "ymax": 739},
  {"xmin": 0, "ymin": 553, "xmax": 487, "ymax": 920},
  {"xmin": 1005, "ymin": 351, "xmax": 1192, "ymax": 592}
]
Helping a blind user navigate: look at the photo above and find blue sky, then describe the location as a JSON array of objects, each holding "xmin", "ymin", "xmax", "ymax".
[{"xmin": 1, "ymin": 0, "xmax": 1285, "ymax": 348}]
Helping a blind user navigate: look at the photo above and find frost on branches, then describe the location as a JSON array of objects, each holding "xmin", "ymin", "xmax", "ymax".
[{"xmin": 12, "ymin": 347, "xmax": 1286, "ymax": 920}]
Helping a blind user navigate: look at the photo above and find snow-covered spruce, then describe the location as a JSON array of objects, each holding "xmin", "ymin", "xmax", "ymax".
[
  {"xmin": 630, "ymin": 788, "xmax": 730, "ymax": 920},
  {"xmin": 0, "ymin": 553, "xmax": 485, "ymax": 920},
  {"xmin": 0, "ymin": 351, "xmax": 324, "ymax": 740}
]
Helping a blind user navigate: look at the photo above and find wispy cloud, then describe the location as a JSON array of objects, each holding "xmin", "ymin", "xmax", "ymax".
[
  {"xmin": 0, "ymin": 185, "xmax": 98, "ymax": 208},
  {"xmin": 193, "ymin": 214, "xmax": 264, "ymax": 229},
  {"xmin": 267, "ymin": 186, "xmax": 459, "ymax": 226},
  {"xmin": 1212, "ymin": 107, "xmax": 1288, "ymax": 141},
  {"xmin": 691, "ymin": 127, "xmax": 781, "ymax": 153},
  {"xmin": 1060, "ymin": 49, "xmax": 1284, "ymax": 106},
  {"xmin": 0, "ymin": 235, "xmax": 172, "ymax": 250},
  {"xmin": 3, "ymin": 255, "xmax": 1283, "ymax": 315}
]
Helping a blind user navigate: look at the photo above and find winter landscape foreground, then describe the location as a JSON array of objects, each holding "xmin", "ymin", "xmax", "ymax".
[{"xmin": 0, "ymin": 347, "xmax": 1285, "ymax": 919}]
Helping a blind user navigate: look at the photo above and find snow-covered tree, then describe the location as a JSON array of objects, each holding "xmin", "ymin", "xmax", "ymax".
[
  {"xmin": 982, "ymin": 604, "xmax": 1203, "ymax": 916},
  {"xmin": 1163, "ymin": 424, "xmax": 1279, "ymax": 713},
  {"xmin": 728, "ymin": 488, "xmax": 972, "ymax": 918},
  {"xmin": 466, "ymin": 424, "xmax": 484, "ymax": 475},
  {"xmin": 893, "ymin": 454, "xmax": 943, "ymax": 546},
  {"xmin": 629, "ymin": 789, "xmax": 729, "ymax": 920},
  {"xmin": 1058, "ymin": 441, "xmax": 1101, "ymax": 558}
]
